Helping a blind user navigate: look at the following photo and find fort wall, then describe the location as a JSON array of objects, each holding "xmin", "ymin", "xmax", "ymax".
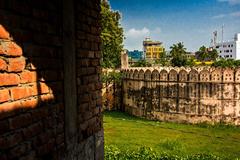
[{"xmin": 122, "ymin": 67, "xmax": 240, "ymax": 125}]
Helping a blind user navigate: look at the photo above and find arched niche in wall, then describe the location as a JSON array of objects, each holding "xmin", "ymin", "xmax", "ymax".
[
  {"xmin": 152, "ymin": 69, "xmax": 160, "ymax": 81},
  {"xmin": 129, "ymin": 70, "xmax": 134, "ymax": 79},
  {"xmin": 235, "ymin": 68, "xmax": 240, "ymax": 82},
  {"xmin": 160, "ymin": 69, "xmax": 168, "ymax": 81},
  {"xmin": 133, "ymin": 69, "xmax": 139, "ymax": 79},
  {"xmin": 169, "ymin": 69, "xmax": 178, "ymax": 81},
  {"xmin": 139, "ymin": 69, "xmax": 145, "ymax": 80},
  {"xmin": 223, "ymin": 68, "xmax": 234, "ymax": 82},
  {"xmin": 179, "ymin": 69, "xmax": 188, "ymax": 82},
  {"xmin": 200, "ymin": 69, "xmax": 210, "ymax": 82},
  {"xmin": 144, "ymin": 69, "xmax": 152, "ymax": 80},
  {"xmin": 211, "ymin": 68, "xmax": 222, "ymax": 82},
  {"xmin": 189, "ymin": 69, "xmax": 199, "ymax": 82},
  {"xmin": 125, "ymin": 69, "xmax": 130, "ymax": 79}
]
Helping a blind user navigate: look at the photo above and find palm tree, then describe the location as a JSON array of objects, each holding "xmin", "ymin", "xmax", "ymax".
[
  {"xmin": 170, "ymin": 42, "xmax": 187, "ymax": 67},
  {"xmin": 209, "ymin": 49, "xmax": 219, "ymax": 61},
  {"xmin": 196, "ymin": 46, "xmax": 208, "ymax": 62}
]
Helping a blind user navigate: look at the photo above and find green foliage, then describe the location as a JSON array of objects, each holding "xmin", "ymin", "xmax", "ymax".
[
  {"xmin": 101, "ymin": 0, "xmax": 124, "ymax": 68},
  {"xmin": 170, "ymin": 42, "xmax": 188, "ymax": 67},
  {"xmin": 186, "ymin": 57, "xmax": 195, "ymax": 67},
  {"xmin": 212, "ymin": 59, "xmax": 240, "ymax": 68},
  {"xmin": 105, "ymin": 145, "xmax": 222, "ymax": 160},
  {"xmin": 102, "ymin": 71, "xmax": 122, "ymax": 84},
  {"xmin": 196, "ymin": 46, "xmax": 218, "ymax": 62},
  {"xmin": 154, "ymin": 51, "xmax": 170, "ymax": 66},
  {"xmin": 132, "ymin": 59, "xmax": 151, "ymax": 67}
]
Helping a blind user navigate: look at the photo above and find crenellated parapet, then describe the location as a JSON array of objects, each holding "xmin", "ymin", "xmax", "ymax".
[{"xmin": 122, "ymin": 67, "xmax": 240, "ymax": 83}]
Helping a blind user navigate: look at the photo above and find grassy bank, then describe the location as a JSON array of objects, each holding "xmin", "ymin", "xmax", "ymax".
[{"xmin": 103, "ymin": 111, "xmax": 240, "ymax": 159}]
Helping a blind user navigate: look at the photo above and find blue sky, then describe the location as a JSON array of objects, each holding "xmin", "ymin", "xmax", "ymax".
[{"xmin": 109, "ymin": 0, "xmax": 240, "ymax": 52}]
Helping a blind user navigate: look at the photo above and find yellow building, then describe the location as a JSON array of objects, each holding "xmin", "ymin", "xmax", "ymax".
[{"xmin": 143, "ymin": 37, "xmax": 165, "ymax": 61}]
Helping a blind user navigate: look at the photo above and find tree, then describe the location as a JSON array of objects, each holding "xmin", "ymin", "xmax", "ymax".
[
  {"xmin": 154, "ymin": 51, "xmax": 170, "ymax": 66},
  {"xmin": 212, "ymin": 58, "xmax": 235, "ymax": 68},
  {"xmin": 101, "ymin": 0, "xmax": 124, "ymax": 68},
  {"xmin": 196, "ymin": 46, "xmax": 219, "ymax": 62},
  {"xmin": 170, "ymin": 42, "xmax": 188, "ymax": 67},
  {"xmin": 132, "ymin": 60, "xmax": 151, "ymax": 67},
  {"xmin": 209, "ymin": 49, "xmax": 219, "ymax": 61},
  {"xmin": 196, "ymin": 46, "xmax": 208, "ymax": 62}
]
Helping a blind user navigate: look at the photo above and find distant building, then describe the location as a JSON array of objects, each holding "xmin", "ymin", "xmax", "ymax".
[
  {"xmin": 128, "ymin": 50, "xmax": 143, "ymax": 60},
  {"xmin": 213, "ymin": 33, "xmax": 240, "ymax": 59},
  {"xmin": 143, "ymin": 37, "xmax": 165, "ymax": 61},
  {"xmin": 128, "ymin": 50, "xmax": 143, "ymax": 66}
]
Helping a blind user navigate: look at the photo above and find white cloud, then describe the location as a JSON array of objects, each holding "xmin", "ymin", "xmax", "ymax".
[
  {"xmin": 126, "ymin": 27, "xmax": 150, "ymax": 39},
  {"xmin": 212, "ymin": 11, "xmax": 240, "ymax": 19},
  {"xmin": 152, "ymin": 27, "xmax": 161, "ymax": 34},
  {"xmin": 217, "ymin": 0, "xmax": 240, "ymax": 5},
  {"xmin": 212, "ymin": 14, "xmax": 226, "ymax": 19},
  {"xmin": 124, "ymin": 27, "xmax": 161, "ymax": 50},
  {"xmin": 230, "ymin": 11, "xmax": 240, "ymax": 17}
]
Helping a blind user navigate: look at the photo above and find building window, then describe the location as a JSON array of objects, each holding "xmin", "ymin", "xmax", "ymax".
[
  {"xmin": 220, "ymin": 51, "xmax": 222, "ymax": 53},
  {"xmin": 231, "ymin": 44, "xmax": 233, "ymax": 47},
  {"xmin": 230, "ymin": 50, "xmax": 232, "ymax": 52},
  {"xmin": 228, "ymin": 45, "xmax": 230, "ymax": 47},
  {"xmin": 230, "ymin": 55, "xmax": 232, "ymax": 57}
]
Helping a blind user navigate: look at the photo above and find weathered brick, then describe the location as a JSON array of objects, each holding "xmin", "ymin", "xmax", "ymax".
[
  {"xmin": 0, "ymin": 24, "xmax": 10, "ymax": 39},
  {"xmin": 56, "ymin": 133, "xmax": 64, "ymax": 145},
  {"xmin": 0, "ymin": 89, "xmax": 10, "ymax": 103},
  {"xmin": 0, "ymin": 120, "xmax": 9, "ymax": 134},
  {"xmin": 22, "ymin": 122, "xmax": 43, "ymax": 139},
  {"xmin": 10, "ymin": 87, "xmax": 30, "ymax": 100},
  {"xmin": 33, "ymin": 130, "xmax": 53, "ymax": 148},
  {"xmin": 40, "ymin": 82, "xmax": 49, "ymax": 94},
  {"xmin": 0, "ymin": 73, "xmax": 20, "ymax": 86},
  {"xmin": 8, "ymin": 57, "xmax": 25, "ymax": 72},
  {"xmin": 8, "ymin": 142, "xmax": 32, "ymax": 159},
  {"xmin": 0, "ymin": 41, "xmax": 23, "ymax": 56},
  {"xmin": 40, "ymin": 70, "xmax": 63, "ymax": 82},
  {"xmin": 20, "ymin": 70, "xmax": 37, "ymax": 83},
  {"xmin": 28, "ymin": 84, "xmax": 38, "ymax": 96},
  {"xmin": 37, "ymin": 139, "xmax": 55, "ymax": 156},
  {"xmin": 21, "ymin": 98, "xmax": 39, "ymax": 109},
  {"xmin": 0, "ymin": 154, "xmax": 7, "ymax": 160},
  {"xmin": 9, "ymin": 113, "xmax": 32, "ymax": 129},
  {"xmin": 0, "ymin": 101, "xmax": 22, "ymax": 119},
  {"xmin": 40, "ymin": 94, "xmax": 54, "ymax": 102},
  {"xmin": 0, "ymin": 58, "xmax": 7, "ymax": 71},
  {"xmin": 31, "ymin": 107, "xmax": 49, "ymax": 122},
  {"xmin": 19, "ymin": 151, "xmax": 36, "ymax": 160},
  {"xmin": 0, "ymin": 132, "xmax": 23, "ymax": 149}
]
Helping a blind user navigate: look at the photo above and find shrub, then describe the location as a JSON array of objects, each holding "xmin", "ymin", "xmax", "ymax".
[{"xmin": 104, "ymin": 145, "xmax": 223, "ymax": 160}]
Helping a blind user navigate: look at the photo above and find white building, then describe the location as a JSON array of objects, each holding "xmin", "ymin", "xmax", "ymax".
[{"xmin": 213, "ymin": 33, "xmax": 240, "ymax": 59}]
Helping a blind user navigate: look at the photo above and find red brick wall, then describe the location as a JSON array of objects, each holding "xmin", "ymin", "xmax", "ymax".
[
  {"xmin": 75, "ymin": 0, "xmax": 102, "ymax": 141},
  {"xmin": 0, "ymin": 0, "xmax": 103, "ymax": 159}
]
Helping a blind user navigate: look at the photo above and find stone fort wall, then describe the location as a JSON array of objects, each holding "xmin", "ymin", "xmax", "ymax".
[{"xmin": 122, "ymin": 67, "xmax": 240, "ymax": 125}]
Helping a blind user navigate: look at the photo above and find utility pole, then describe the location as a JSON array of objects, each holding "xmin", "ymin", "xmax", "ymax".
[{"xmin": 222, "ymin": 24, "xmax": 224, "ymax": 44}]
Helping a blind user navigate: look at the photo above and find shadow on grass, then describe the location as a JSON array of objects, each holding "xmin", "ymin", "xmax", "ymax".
[
  {"xmin": 104, "ymin": 111, "xmax": 240, "ymax": 131},
  {"xmin": 103, "ymin": 110, "xmax": 151, "ymax": 122}
]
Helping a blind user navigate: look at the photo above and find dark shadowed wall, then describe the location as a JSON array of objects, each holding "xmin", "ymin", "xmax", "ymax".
[{"xmin": 0, "ymin": 0, "xmax": 103, "ymax": 159}]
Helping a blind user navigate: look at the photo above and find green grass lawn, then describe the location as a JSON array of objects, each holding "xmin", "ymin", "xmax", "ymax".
[{"xmin": 104, "ymin": 111, "xmax": 240, "ymax": 159}]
